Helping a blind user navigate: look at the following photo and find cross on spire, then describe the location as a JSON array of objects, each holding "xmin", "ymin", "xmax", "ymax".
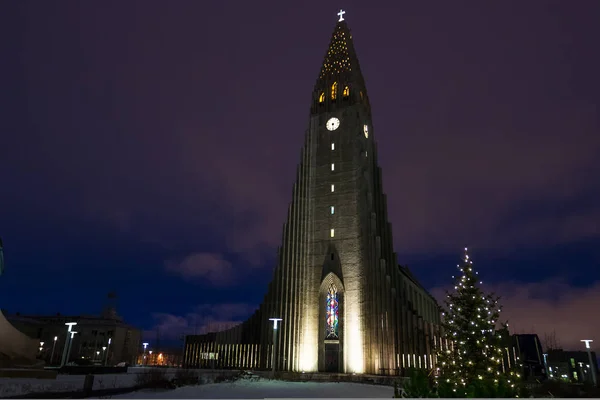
[{"xmin": 337, "ymin": 9, "xmax": 345, "ymax": 22}]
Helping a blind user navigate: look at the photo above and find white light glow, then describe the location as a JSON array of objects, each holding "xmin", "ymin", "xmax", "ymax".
[
  {"xmin": 337, "ymin": 9, "xmax": 345, "ymax": 22},
  {"xmin": 143, "ymin": 342, "xmax": 149, "ymax": 349},
  {"xmin": 269, "ymin": 317, "xmax": 283, "ymax": 329},
  {"xmin": 581, "ymin": 339, "xmax": 593, "ymax": 349},
  {"xmin": 346, "ymin": 297, "xmax": 364, "ymax": 373},
  {"xmin": 54, "ymin": 336, "xmax": 58, "ymax": 341},
  {"xmin": 65, "ymin": 322, "xmax": 77, "ymax": 331}
]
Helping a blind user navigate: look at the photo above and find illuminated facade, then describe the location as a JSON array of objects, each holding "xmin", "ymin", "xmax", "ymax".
[{"xmin": 184, "ymin": 12, "xmax": 441, "ymax": 375}]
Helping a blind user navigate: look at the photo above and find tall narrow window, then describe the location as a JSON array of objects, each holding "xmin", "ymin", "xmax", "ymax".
[
  {"xmin": 343, "ymin": 86, "xmax": 350, "ymax": 97},
  {"xmin": 326, "ymin": 284, "xmax": 339, "ymax": 339},
  {"xmin": 331, "ymin": 163, "xmax": 335, "ymax": 171},
  {"xmin": 330, "ymin": 206, "xmax": 335, "ymax": 214},
  {"xmin": 331, "ymin": 82, "xmax": 338, "ymax": 100},
  {"xmin": 319, "ymin": 92, "xmax": 325, "ymax": 103},
  {"xmin": 331, "ymin": 184, "xmax": 335, "ymax": 192},
  {"xmin": 330, "ymin": 228, "xmax": 335, "ymax": 238},
  {"xmin": 331, "ymin": 142, "xmax": 335, "ymax": 150}
]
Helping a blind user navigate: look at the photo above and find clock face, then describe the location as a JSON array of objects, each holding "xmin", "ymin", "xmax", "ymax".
[
  {"xmin": 363, "ymin": 124, "xmax": 369, "ymax": 138},
  {"xmin": 326, "ymin": 117, "xmax": 340, "ymax": 131}
]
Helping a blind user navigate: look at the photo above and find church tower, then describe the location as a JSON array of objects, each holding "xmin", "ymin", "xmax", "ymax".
[{"xmin": 184, "ymin": 11, "xmax": 442, "ymax": 376}]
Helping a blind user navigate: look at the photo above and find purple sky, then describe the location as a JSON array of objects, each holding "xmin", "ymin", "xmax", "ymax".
[{"xmin": 1, "ymin": 0, "xmax": 599, "ymax": 350}]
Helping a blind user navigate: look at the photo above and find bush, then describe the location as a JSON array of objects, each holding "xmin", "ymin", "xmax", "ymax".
[
  {"xmin": 173, "ymin": 369, "xmax": 200, "ymax": 387},
  {"xmin": 401, "ymin": 368, "xmax": 438, "ymax": 398},
  {"xmin": 134, "ymin": 368, "xmax": 174, "ymax": 390}
]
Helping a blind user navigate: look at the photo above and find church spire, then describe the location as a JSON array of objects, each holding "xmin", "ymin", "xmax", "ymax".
[{"xmin": 313, "ymin": 10, "xmax": 368, "ymax": 113}]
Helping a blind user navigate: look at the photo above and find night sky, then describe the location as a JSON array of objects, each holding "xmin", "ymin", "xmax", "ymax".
[{"xmin": 2, "ymin": 1, "xmax": 599, "ymax": 350}]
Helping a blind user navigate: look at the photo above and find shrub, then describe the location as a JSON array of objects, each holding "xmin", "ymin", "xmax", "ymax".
[
  {"xmin": 134, "ymin": 368, "xmax": 174, "ymax": 390},
  {"xmin": 401, "ymin": 368, "xmax": 438, "ymax": 398},
  {"xmin": 172, "ymin": 369, "xmax": 200, "ymax": 387}
]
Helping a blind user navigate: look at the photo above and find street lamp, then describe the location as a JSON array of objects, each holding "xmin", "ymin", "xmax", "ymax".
[
  {"xmin": 104, "ymin": 338, "xmax": 111, "ymax": 366},
  {"xmin": 581, "ymin": 340, "xmax": 597, "ymax": 387},
  {"xmin": 149, "ymin": 350, "xmax": 153, "ymax": 366},
  {"xmin": 50, "ymin": 336, "xmax": 58, "ymax": 365},
  {"xmin": 269, "ymin": 317, "xmax": 282, "ymax": 379},
  {"xmin": 60, "ymin": 322, "xmax": 77, "ymax": 367},
  {"xmin": 39, "ymin": 341, "xmax": 44, "ymax": 354},
  {"xmin": 65, "ymin": 331, "xmax": 78, "ymax": 365},
  {"xmin": 143, "ymin": 342, "xmax": 149, "ymax": 366}
]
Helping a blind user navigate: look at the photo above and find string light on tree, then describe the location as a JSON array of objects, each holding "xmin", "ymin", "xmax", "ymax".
[{"xmin": 434, "ymin": 247, "xmax": 522, "ymax": 397}]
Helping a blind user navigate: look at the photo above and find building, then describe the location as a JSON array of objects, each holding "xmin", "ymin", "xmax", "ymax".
[
  {"xmin": 7, "ymin": 306, "xmax": 141, "ymax": 366},
  {"xmin": 546, "ymin": 349, "xmax": 598, "ymax": 384},
  {"xmin": 499, "ymin": 333, "xmax": 547, "ymax": 381},
  {"xmin": 184, "ymin": 11, "xmax": 442, "ymax": 375}
]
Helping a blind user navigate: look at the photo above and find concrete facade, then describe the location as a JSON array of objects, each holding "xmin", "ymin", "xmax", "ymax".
[{"xmin": 184, "ymin": 18, "xmax": 442, "ymax": 375}]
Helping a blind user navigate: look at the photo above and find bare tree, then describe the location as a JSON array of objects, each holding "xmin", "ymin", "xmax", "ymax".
[{"xmin": 543, "ymin": 330, "xmax": 561, "ymax": 351}]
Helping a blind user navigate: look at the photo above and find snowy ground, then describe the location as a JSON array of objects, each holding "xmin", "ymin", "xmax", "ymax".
[
  {"xmin": 108, "ymin": 380, "xmax": 395, "ymax": 399},
  {"xmin": 0, "ymin": 368, "xmax": 168, "ymax": 397},
  {"xmin": 0, "ymin": 368, "xmax": 238, "ymax": 397}
]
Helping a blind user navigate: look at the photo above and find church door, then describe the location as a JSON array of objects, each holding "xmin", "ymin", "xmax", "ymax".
[{"xmin": 324, "ymin": 343, "xmax": 339, "ymax": 372}]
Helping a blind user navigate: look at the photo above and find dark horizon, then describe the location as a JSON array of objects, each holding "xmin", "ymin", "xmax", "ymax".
[{"xmin": 1, "ymin": 0, "xmax": 599, "ymax": 352}]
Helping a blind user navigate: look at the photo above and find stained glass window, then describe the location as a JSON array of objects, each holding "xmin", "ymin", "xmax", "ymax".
[{"xmin": 326, "ymin": 284, "xmax": 339, "ymax": 339}]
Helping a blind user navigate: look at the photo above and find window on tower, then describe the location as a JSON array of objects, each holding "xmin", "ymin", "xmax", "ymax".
[
  {"xmin": 331, "ymin": 82, "xmax": 338, "ymax": 100},
  {"xmin": 330, "ymin": 228, "xmax": 335, "ymax": 238},
  {"xmin": 343, "ymin": 86, "xmax": 350, "ymax": 97},
  {"xmin": 331, "ymin": 142, "xmax": 335, "ymax": 150},
  {"xmin": 331, "ymin": 184, "xmax": 335, "ymax": 192},
  {"xmin": 331, "ymin": 206, "xmax": 335, "ymax": 214},
  {"xmin": 319, "ymin": 92, "xmax": 325, "ymax": 103},
  {"xmin": 331, "ymin": 163, "xmax": 335, "ymax": 171},
  {"xmin": 326, "ymin": 284, "xmax": 339, "ymax": 339}
]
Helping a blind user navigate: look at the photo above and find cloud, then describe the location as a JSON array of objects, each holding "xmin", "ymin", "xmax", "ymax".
[
  {"xmin": 430, "ymin": 279, "xmax": 600, "ymax": 351},
  {"xmin": 9, "ymin": 1, "xmax": 599, "ymax": 270},
  {"xmin": 165, "ymin": 253, "xmax": 235, "ymax": 285},
  {"xmin": 145, "ymin": 302, "xmax": 258, "ymax": 341}
]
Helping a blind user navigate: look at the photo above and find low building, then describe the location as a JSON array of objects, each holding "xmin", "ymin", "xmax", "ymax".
[
  {"xmin": 546, "ymin": 349, "xmax": 598, "ymax": 384},
  {"xmin": 6, "ymin": 307, "xmax": 140, "ymax": 366}
]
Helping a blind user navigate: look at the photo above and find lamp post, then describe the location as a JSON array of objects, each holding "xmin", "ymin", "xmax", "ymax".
[
  {"xmin": 104, "ymin": 338, "xmax": 111, "ymax": 366},
  {"xmin": 149, "ymin": 350, "xmax": 153, "ymax": 366},
  {"xmin": 142, "ymin": 342, "xmax": 149, "ymax": 366},
  {"xmin": 581, "ymin": 340, "xmax": 597, "ymax": 387},
  {"xmin": 60, "ymin": 322, "xmax": 77, "ymax": 367},
  {"xmin": 39, "ymin": 341, "xmax": 44, "ymax": 356},
  {"xmin": 50, "ymin": 336, "xmax": 58, "ymax": 365},
  {"xmin": 269, "ymin": 317, "xmax": 282, "ymax": 379},
  {"xmin": 102, "ymin": 346, "xmax": 106, "ymax": 363},
  {"xmin": 65, "ymin": 331, "xmax": 77, "ymax": 365}
]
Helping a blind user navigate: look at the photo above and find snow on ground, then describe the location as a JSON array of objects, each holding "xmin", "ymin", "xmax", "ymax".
[
  {"xmin": 0, "ymin": 368, "xmax": 240, "ymax": 397},
  {"xmin": 109, "ymin": 380, "xmax": 395, "ymax": 399},
  {"xmin": 0, "ymin": 369, "xmax": 159, "ymax": 397}
]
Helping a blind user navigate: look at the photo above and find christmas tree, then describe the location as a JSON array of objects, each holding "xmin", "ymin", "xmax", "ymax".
[{"xmin": 435, "ymin": 248, "xmax": 521, "ymax": 397}]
